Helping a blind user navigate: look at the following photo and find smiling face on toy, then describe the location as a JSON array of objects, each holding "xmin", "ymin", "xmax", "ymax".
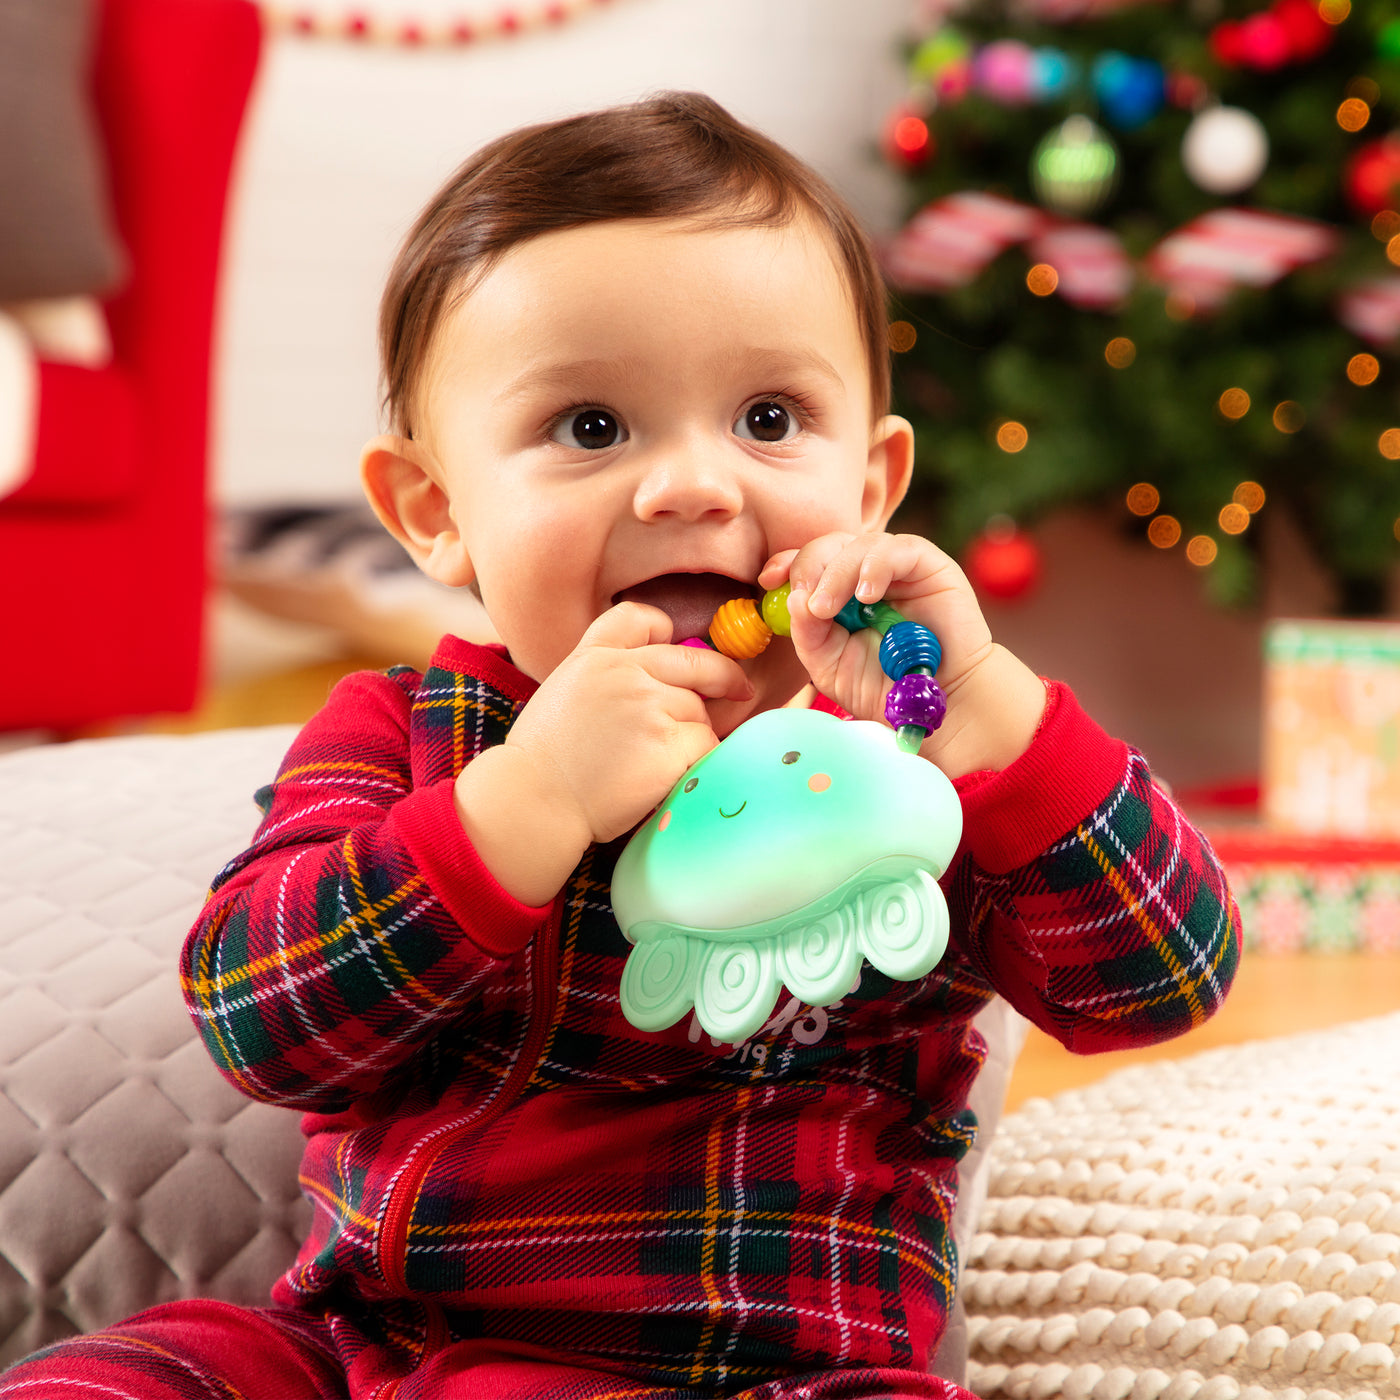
[{"xmin": 611, "ymin": 707, "xmax": 962, "ymax": 940}]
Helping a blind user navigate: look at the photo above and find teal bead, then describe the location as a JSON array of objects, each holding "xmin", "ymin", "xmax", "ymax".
[{"xmin": 835, "ymin": 596, "xmax": 869, "ymax": 632}]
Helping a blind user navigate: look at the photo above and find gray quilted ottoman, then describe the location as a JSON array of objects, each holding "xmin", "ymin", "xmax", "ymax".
[{"xmin": 0, "ymin": 727, "xmax": 308, "ymax": 1365}]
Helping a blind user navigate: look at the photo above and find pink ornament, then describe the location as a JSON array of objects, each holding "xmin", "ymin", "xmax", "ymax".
[
  {"xmin": 974, "ymin": 40, "xmax": 1037, "ymax": 105},
  {"xmin": 1239, "ymin": 12, "xmax": 1291, "ymax": 69}
]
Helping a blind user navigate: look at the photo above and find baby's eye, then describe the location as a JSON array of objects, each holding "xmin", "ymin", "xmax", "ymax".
[
  {"xmin": 551, "ymin": 408, "xmax": 626, "ymax": 450},
  {"xmin": 734, "ymin": 400, "xmax": 799, "ymax": 444}
]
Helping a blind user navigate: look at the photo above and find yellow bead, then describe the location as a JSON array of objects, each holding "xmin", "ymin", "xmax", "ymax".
[
  {"xmin": 761, "ymin": 584, "xmax": 792, "ymax": 636},
  {"xmin": 709, "ymin": 598, "xmax": 773, "ymax": 660}
]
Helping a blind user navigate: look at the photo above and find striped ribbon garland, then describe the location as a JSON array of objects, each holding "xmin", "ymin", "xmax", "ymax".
[{"xmin": 259, "ymin": 0, "xmax": 620, "ymax": 44}]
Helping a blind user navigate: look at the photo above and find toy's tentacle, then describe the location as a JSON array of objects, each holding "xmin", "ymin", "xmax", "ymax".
[
  {"xmin": 619, "ymin": 936, "xmax": 700, "ymax": 1032},
  {"xmin": 856, "ymin": 870, "xmax": 949, "ymax": 983},
  {"xmin": 694, "ymin": 939, "xmax": 781, "ymax": 1043},
  {"xmin": 777, "ymin": 904, "xmax": 863, "ymax": 1006}
]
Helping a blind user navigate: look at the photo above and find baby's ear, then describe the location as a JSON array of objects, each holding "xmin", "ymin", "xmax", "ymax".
[
  {"xmin": 360, "ymin": 434, "xmax": 474, "ymax": 587},
  {"xmin": 863, "ymin": 415, "xmax": 915, "ymax": 531}
]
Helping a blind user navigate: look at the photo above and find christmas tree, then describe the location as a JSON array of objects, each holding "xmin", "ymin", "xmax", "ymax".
[{"xmin": 881, "ymin": 0, "xmax": 1400, "ymax": 612}]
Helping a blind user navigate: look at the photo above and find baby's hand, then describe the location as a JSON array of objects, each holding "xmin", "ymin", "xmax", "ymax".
[
  {"xmin": 759, "ymin": 532, "xmax": 1046, "ymax": 779},
  {"xmin": 453, "ymin": 604, "xmax": 752, "ymax": 905}
]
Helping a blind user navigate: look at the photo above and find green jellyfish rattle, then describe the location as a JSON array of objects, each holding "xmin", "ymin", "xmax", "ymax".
[{"xmin": 610, "ymin": 585, "xmax": 963, "ymax": 1043}]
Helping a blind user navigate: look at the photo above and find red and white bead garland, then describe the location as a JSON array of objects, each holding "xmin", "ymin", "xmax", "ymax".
[{"xmin": 259, "ymin": 0, "xmax": 620, "ymax": 45}]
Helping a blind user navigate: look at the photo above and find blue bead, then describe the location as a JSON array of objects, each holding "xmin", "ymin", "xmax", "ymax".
[{"xmin": 878, "ymin": 621, "xmax": 942, "ymax": 681}]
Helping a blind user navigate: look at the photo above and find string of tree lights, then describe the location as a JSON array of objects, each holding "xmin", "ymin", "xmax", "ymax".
[{"xmin": 881, "ymin": 0, "xmax": 1400, "ymax": 612}]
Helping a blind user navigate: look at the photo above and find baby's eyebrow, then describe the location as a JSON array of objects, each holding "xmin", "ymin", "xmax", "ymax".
[
  {"xmin": 497, "ymin": 356, "xmax": 648, "ymax": 405},
  {"xmin": 720, "ymin": 346, "xmax": 846, "ymax": 395},
  {"xmin": 497, "ymin": 347, "xmax": 846, "ymax": 405}
]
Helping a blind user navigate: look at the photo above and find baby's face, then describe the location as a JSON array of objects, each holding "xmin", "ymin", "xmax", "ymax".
[{"xmin": 415, "ymin": 214, "xmax": 903, "ymax": 726}]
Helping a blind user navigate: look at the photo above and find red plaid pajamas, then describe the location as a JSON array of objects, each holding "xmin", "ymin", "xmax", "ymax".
[{"xmin": 1, "ymin": 637, "xmax": 1240, "ymax": 1400}]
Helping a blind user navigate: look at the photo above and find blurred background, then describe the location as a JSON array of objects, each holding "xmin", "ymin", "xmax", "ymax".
[{"xmin": 3, "ymin": 0, "xmax": 1399, "ymax": 1097}]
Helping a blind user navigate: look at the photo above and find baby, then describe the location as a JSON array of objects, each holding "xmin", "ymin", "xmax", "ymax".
[{"xmin": 0, "ymin": 92, "xmax": 1239, "ymax": 1400}]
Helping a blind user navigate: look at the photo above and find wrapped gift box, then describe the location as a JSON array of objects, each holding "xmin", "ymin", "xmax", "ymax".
[
  {"xmin": 1203, "ymin": 824, "xmax": 1400, "ymax": 954},
  {"xmin": 1262, "ymin": 618, "xmax": 1400, "ymax": 839}
]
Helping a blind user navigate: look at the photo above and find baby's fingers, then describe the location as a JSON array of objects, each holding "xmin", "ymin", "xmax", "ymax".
[
  {"xmin": 645, "ymin": 642, "xmax": 754, "ymax": 703},
  {"xmin": 806, "ymin": 534, "xmax": 943, "ymax": 618},
  {"xmin": 582, "ymin": 600, "xmax": 676, "ymax": 651}
]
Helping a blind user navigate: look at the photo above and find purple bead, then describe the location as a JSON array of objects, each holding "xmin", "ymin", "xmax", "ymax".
[{"xmin": 885, "ymin": 672, "xmax": 947, "ymax": 734}]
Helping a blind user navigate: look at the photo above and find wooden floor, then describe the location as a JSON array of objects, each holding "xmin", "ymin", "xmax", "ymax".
[
  {"xmin": 1005, "ymin": 953, "xmax": 1400, "ymax": 1110},
  {"xmin": 143, "ymin": 644, "xmax": 1400, "ymax": 1113}
]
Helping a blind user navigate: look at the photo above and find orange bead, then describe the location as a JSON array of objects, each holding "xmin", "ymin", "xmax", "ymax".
[{"xmin": 709, "ymin": 598, "xmax": 773, "ymax": 660}]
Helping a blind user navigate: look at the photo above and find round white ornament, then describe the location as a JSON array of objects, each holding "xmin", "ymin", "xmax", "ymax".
[{"xmin": 1181, "ymin": 106, "xmax": 1269, "ymax": 194}]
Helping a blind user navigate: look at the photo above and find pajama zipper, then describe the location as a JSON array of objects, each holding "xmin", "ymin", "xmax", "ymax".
[{"xmin": 376, "ymin": 904, "xmax": 563, "ymax": 1296}]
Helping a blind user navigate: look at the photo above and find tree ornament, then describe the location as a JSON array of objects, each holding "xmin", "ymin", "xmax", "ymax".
[
  {"xmin": 1031, "ymin": 47, "xmax": 1077, "ymax": 100},
  {"xmin": 1091, "ymin": 51, "xmax": 1166, "ymax": 129},
  {"xmin": 1209, "ymin": 0, "xmax": 1331, "ymax": 70},
  {"xmin": 973, "ymin": 39, "xmax": 1038, "ymax": 105},
  {"xmin": 884, "ymin": 193, "xmax": 1045, "ymax": 293},
  {"xmin": 911, "ymin": 27, "xmax": 971, "ymax": 82},
  {"xmin": 1339, "ymin": 279, "xmax": 1400, "ymax": 344},
  {"xmin": 1031, "ymin": 115, "xmax": 1120, "ymax": 217},
  {"xmin": 883, "ymin": 106, "xmax": 934, "ymax": 170},
  {"xmin": 1144, "ymin": 208, "xmax": 1338, "ymax": 313},
  {"xmin": 1027, "ymin": 224, "xmax": 1133, "ymax": 310},
  {"xmin": 964, "ymin": 519, "xmax": 1042, "ymax": 602},
  {"xmin": 1181, "ymin": 106, "xmax": 1270, "ymax": 195},
  {"xmin": 1209, "ymin": 19, "xmax": 1248, "ymax": 67},
  {"xmin": 1344, "ymin": 136, "xmax": 1400, "ymax": 217},
  {"xmin": 1239, "ymin": 11, "xmax": 1292, "ymax": 69},
  {"xmin": 1273, "ymin": 0, "xmax": 1332, "ymax": 61}
]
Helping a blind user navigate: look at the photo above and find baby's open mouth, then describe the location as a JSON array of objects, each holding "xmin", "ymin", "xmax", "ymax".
[{"xmin": 613, "ymin": 573, "xmax": 758, "ymax": 643}]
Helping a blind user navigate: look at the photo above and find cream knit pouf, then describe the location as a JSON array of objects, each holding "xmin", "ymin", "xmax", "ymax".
[{"xmin": 964, "ymin": 1012, "xmax": 1400, "ymax": 1400}]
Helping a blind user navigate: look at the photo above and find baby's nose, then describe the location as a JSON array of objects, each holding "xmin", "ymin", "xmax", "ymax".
[{"xmin": 633, "ymin": 448, "xmax": 743, "ymax": 522}]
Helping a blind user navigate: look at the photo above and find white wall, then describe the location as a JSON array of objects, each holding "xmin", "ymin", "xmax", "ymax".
[{"xmin": 214, "ymin": 0, "xmax": 915, "ymax": 505}]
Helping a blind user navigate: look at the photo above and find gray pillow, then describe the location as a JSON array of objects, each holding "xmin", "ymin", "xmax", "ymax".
[{"xmin": 0, "ymin": 0, "xmax": 126, "ymax": 300}]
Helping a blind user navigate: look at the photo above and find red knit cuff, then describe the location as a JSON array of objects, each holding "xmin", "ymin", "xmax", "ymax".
[
  {"xmin": 389, "ymin": 780, "xmax": 551, "ymax": 958},
  {"xmin": 953, "ymin": 680, "xmax": 1129, "ymax": 875}
]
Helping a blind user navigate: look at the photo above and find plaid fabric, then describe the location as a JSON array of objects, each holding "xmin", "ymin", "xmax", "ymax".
[
  {"xmin": 179, "ymin": 635, "xmax": 1240, "ymax": 1394},
  {"xmin": 0, "ymin": 1298, "xmax": 970, "ymax": 1400}
]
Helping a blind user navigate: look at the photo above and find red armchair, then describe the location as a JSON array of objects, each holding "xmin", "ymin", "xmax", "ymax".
[{"xmin": 0, "ymin": 0, "xmax": 261, "ymax": 732}]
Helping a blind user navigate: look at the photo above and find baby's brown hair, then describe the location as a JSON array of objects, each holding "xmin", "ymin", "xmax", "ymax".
[{"xmin": 379, "ymin": 91, "xmax": 891, "ymax": 438}]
